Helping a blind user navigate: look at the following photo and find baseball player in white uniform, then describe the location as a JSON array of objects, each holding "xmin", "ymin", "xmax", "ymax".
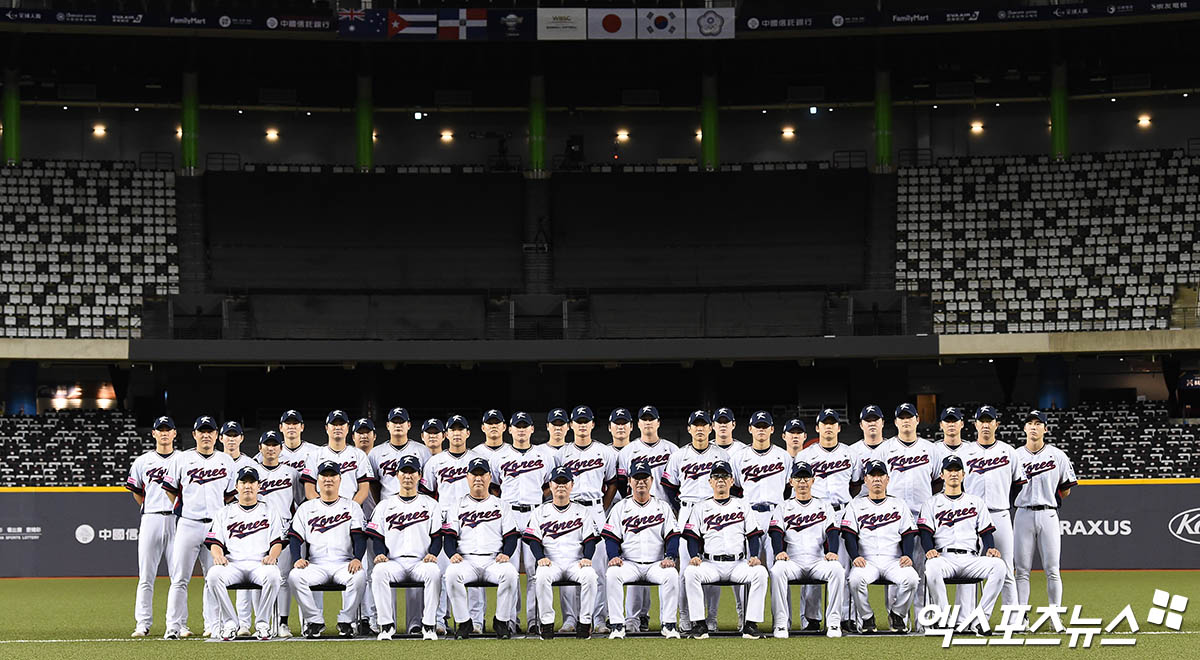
[
  {"xmin": 366, "ymin": 455, "xmax": 443, "ymax": 641},
  {"xmin": 964, "ymin": 405, "xmax": 1025, "ymax": 622},
  {"xmin": 527, "ymin": 465, "xmax": 602, "ymax": 639},
  {"xmin": 253, "ymin": 430, "xmax": 304, "ymax": 637},
  {"xmin": 713, "ymin": 407, "xmax": 747, "ymax": 460},
  {"xmin": 349, "ymin": 417, "xmax": 382, "ymax": 634},
  {"xmin": 288, "ymin": 460, "xmax": 369, "ymax": 638},
  {"xmin": 442, "ymin": 457, "xmax": 521, "ymax": 640},
  {"xmin": 768, "ymin": 461, "xmax": 846, "ymax": 639},
  {"xmin": 301, "ymin": 410, "xmax": 373, "ymax": 505},
  {"xmin": 265, "ymin": 409, "xmax": 318, "ymax": 473},
  {"xmin": 125, "ymin": 415, "xmax": 178, "ymax": 637},
  {"xmin": 161, "ymin": 415, "xmax": 236, "ymax": 640},
  {"xmin": 933, "ymin": 405, "xmax": 990, "ymax": 623},
  {"xmin": 1013, "ymin": 409, "xmax": 1077, "ymax": 613},
  {"xmin": 608, "ymin": 408, "xmax": 633, "ymax": 452},
  {"xmin": 217, "ymin": 420, "xmax": 262, "ymax": 636},
  {"xmin": 492, "ymin": 411, "xmax": 557, "ymax": 632},
  {"xmin": 782, "ymin": 418, "xmax": 807, "ymax": 460},
  {"xmin": 602, "ymin": 459, "xmax": 682, "ymax": 639},
  {"xmin": 663, "ymin": 410, "xmax": 730, "ymax": 632},
  {"xmin": 203, "ymin": 466, "xmax": 285, "ymax": 641},
  {"xmin": 472, "ymin": 409, "xmax": 516, "ymax": 469},
  {"xmin": 545, "ymin": 408, "xmax": 570, "ymax": 452},
  {"xmin": 682, "ymin": 459, "xmax": 768, "ymax": 639},
  {"xmin": 918, "ymin": 455, "xmax": 1008, "ymax": 635},
  {"xmin": 841, "ymin": 459, "xmax": 920, "ymax": 634},
  {"xmin": 852, "ymin": 405, "xmax": 889, "ymax": 478}
]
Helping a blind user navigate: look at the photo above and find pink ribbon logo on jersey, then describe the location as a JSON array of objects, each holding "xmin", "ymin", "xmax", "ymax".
[
  {"xmin": 1023, "ymin": 460, "xmax": 1057, "ymax": 479},
  {"xmin": 966, "ymin": 455, "xmax": 1010, "ymax": 474},
  {"xmin": 858, "ymin": 511, "xmax": 902, "ymax": 530},
  {"xmin": 540, "ymin": 518, "xmax": 585, "ymax": 538},
  {"xmin": 500, "ymin": 458, "xmax": 546, "ymax": 478},
  {"xmin": 810, "ymin": 458, "xmax": 853, "ymax": 478},
  {"xmin": 562, "ymin": 457, "xmax": 605, "ymax": 475},
  {"xmin": 385, "ymin": 510, "xmax": 431, "ymax": 532},
  {"xmin": 227, "ymin": 518, "xmax": 271, "ymax": 539},
  {"xmin": 681, "ymin": 461, "xmax": 718, "ymax": 481},
  {"xmin": 260, "ymin": 477, "xmax": 293, "ymax": 496},
  {"xmin": 186, "ymin": 466, "xmax": 229, "ymax": 485},
  {"xmin": 622, "ymin": 513, "xmax": 666, "ymax": 534},
  {"xmin": 887, "ymin": 455, "xmax": 930, "ymax": 473},
  {"xmin": 781, "ymin": 511, "xmax": 828, "ymax": 532},
  {"xmin": 934, "ymin": 507, "xmax": 979, "ymax": 528},
  {"xmin": 702, "ymin": 511, "xmax": 746, "ymax": 531},
  {"xmin": 741, "ymin": 462, "xmax": 787, "ymax": 482},
  {"xmin": 308, "ymin": 511, "xmax": 352, "ymax": 533},
  {"xmin": 459, "ymin": 509, "xmax": 502, "ymax": 528}
]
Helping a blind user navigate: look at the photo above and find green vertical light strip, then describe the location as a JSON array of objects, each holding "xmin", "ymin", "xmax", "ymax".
[
  {"xmin": 356, "ymin": 74, "xmax": 373, "ymax": 172},
  {"xmin": 180, "ymin": 71, "xmax": 199, "ymax": 171},
  {"xmin": 3, "ymin": 68, "xmax": 19, "ymax": 165},
  {"xmin": 874, "ymin": 70, "xmax": 893, "ymax": 170},
  {"xmin": 700, "ymin": 73, "xmax": 718, "ymax": 171},
  {"xmin": 529, "ymin": 74, "xmax": 547, "ymax": 172},
  {"xmin": 1051, "ymin": 62, "xmax": 1069, "ymax": 161}
]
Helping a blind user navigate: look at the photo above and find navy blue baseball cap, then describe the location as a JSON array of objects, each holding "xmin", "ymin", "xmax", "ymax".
[
  {"xmin": 236, "ymin": 466, "xmax": 260, "ymax": 482},
  {"xmin": 571, "ymin": 405, "xmax": 594, "ymax": 423},
  {"xmin": 629, "ymin": 460, "xmax": 654, "ymax": 479},
  {"xmin": 259, "ymin": 430, "xmax": 282, "ymax": 445},
  {"xmin": 422, "ymin": 418, "xmax": 446, "ymax": 434},
  {"xmin": 942, "ymin": 455, "xmax": 965, "ymax": 472},
  {"xmin": 219, "ymin": 421, "xmax": 243, "ymax": 436},
  {"xmin": 482, "ymin": 409, "xmax": 506, "ymax": 424},
  {"xmin": 549, "ymin": 465, "xmax": 574, "ymax": 482},
  {"xmin": 816, "ymin": 408, "xmax": 840, "ymax": 424},
  {"xmin": 864, "ymin": 459, "xmax": 888, "ymax": 475},
  {"xmin": 467, "ymin": 457, "xmax": 490, "ymax": 474},
  {"xmin": 894, "ymin": 403, "xmax": 918, "ymax": 418},
  {"xmin": 860, "ymin": 405, "xmax": 884, "ymax": 421},
  {"xmin": 398, "ymin": 455, "xmax": 422, "ymax": 472},
  {"xmin": 1024, "ymin": 410, "xmax": 1048, "ymax": 424},
  {"xmin": 280, "ymin": 409, "xmax": 304, "ymax": 424},
  {"xmin": 548, "ymin": 408, "xmax": 569, "ymax": 424},
  {"xmin": 749, "ymin": 411, "xmax": 774, "ymax": 428},
  {"xmin": 974, "ymin": 405, "xmax": 999, "ymax": 421},
  {"xmin": 638, "ymin": 405, "xmax": 660, "ymax": 420},
  {"xmin": 316, "ymin": 460, "xmax": 341, "ymax": 476},
  {"xmin": 710, "ymin": 460, "xmax": 733, "ymax": 476},
  {"xmin": 193, "ymin": 415, "xmax": 218, "ymax": 432},
  {"xmin": 783, "ymin": 418, "xmax": 806, "ymax": 434},
  {"xmin": 714, "ymin": 407, "xmax": 736, "ymax": 423},
  {"xmin": 688, "ymin": 409, "xmax": 713, "ymax": 426},
  {"xmin": 609, "ymin": 408, "xmax": 633, "ymax": 424},
  {"xmin": 352, "ymin": 418, "xmax": 375, "ymax": 433},
  {"xmin": 791, "ymin": 462, "xmax": 815, "ymax": 479},
  {"xmin": 325, "ymin": 410, "xmax": 350, "ymax": 425},
  {"xmin": 510, "ymin": 412, "xmax": 533, "ymax": 427},
  {"xmin": 153, "ymin": 415, "xmax": 175, "ymax": 430},
  {"xmin": 387, "ymin": 407, "xmax": 410, "ymax": 423},
  {"xmin": 940, "ymin": 407, "xmax": 964, "ymax": 422},
  {"xmin": 446, "ymin": 415, "xmax": 469, "ymax": 430}
]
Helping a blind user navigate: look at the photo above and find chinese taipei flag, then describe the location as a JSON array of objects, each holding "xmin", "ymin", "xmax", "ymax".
[
  {"xmin": 438, "ymin": 8, "xmax": 488, "ymax": 40},
  {"xmin": 587, "ymin": 8, "xmax": 636, "ymax": 39}
]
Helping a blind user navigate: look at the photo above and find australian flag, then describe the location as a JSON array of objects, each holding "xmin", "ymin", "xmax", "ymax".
[
  {"xmin": 338, "ymin": 7, "xmax": 385, "ymax": 39},
  {"xmin": 438, "ymin": 8, "xmax": 488, "ymax": 40}
]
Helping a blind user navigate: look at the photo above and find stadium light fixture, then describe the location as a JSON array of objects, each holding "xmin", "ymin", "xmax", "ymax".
[
  {"xmin": 1185, "ymin": 93, "xmax": 1190, "ymax": 98},
  {"xmin": 175, "ymin": 126, "xmax": 182, "ymax": 139},
  {"xmin": 372, "ymin": 131, "xmax": 378, "ymax": 142},
  {"xmin": 237, "ymin": 109, "xmax": 244, "ymax": 114},
  {"xmin": 414, "ymin": 111, "xmax": 425, "ymax": 120},
  {"xmin": 306, "ymin": 111, "xmax": 312, "ymax": 116},
  {"xmin": 1138, "ymin": 115, "xmax": 1151, "ymax": 128},
  {"xmin": 92, "ymin": 124, "xmax": 106, "ymax": 137},
  {"xmin": 133, "ymin": 107, "xmax": 140, "ymax": 112},
  {"xmin": 761, "ymin": 109, "xmax": 767, "ymax": 114},
  {"xmin": 616, "ymin": 130, "xmax": 630, "ymax": 142},
  {"xmin": 62, "ymin": 106, "xmax": 68, "ymax": 110},
  {"xmin": 809, "ymin": 106, "xmax": 817, "ymax": 115},
  {"xmin": 781, "ymin": 127, "xmax": 795, "ymax": 139},
  {"xmin": 995, "ymin": 103, "xmax": 1000, "ymax": 107},
  {"xmin": 265, "ymin": 128, "xmax": 280, "ymax": 141},
  {"xmin": 1110, "ymin": 98, "xmax": 1117, "ymax": 102},
  {"xmin": 932, "ymin": 105, "xmax": 938, "ymax": 109},
  {"xmin": 441, "ymin": 130, "xmax": 454, "ymax": 142},
  {"xmin": 695, "ymin": 129, "xmax": 702, "ymax": 141},
  {"xmin": 970, "ymin": 121, "xmax": 984, "ymax": 134}
]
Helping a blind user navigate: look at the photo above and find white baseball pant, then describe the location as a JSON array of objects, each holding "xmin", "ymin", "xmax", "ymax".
[
  {"xmin": 606, "ymin": 561, "xmax": 678, "ymax": 626},
  {"xmin": 289, "ymin": 561, "xmax": 367, "ymax": 625},
  {"xmin": 445, "ymin": 555, "xmax": 519, "ymax": 624},
  {"xmin": 1014, "ymin": 507, "xmax": 1063, "ymax": 606},
  {"xmin": 435, "ymin": 553, "xmax": 485, "ymax": 628},
  {"xmin": 771, "ymin": 558, "xmax": 845, "ymax": 628},
  {"xmin": 848, "ymin": 557, "xmax": 918, "ymax": 623},
  {"xmin": 134, "ymin": 511, "xmax": 176, "ymax": 630},
  {"xmin": 534, "ymin": 562, "xmax": 599, "ymax": 626},
  {"xmin": 925, "ymin": 553, "xmax": 1007, "ymax": 622},
  {"xmin": 509, "ymin": 507, "xmax": 539, "ymax": 627},
  {"xmin": 676, "ymin": 502, "xmax": 723, "ymax": 629},
  {"xmin": 951, "ymin": 510, "xmax": 1016, "ymax": 624},
  {"xmin": 684, "ymin": 559, "xmax": 768, "ymax": 624},
  {"xmin": 205, "ymin": 561, "xmax": 282, "ymax": 631},
  {"xmin": 165, "ymin": 517, "xmax": 217, "ymax": 633},
  {"xmin": 371, "ymin": 558, "xmax": 442, "ymax": 627},
  {"xmin": 559, "ymin": 503, "xmax": 608, "ymax": 627}
]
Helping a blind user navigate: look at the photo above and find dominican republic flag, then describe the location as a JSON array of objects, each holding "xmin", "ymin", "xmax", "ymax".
[
  {"xmin": 588, "ymin": 8, "xmax": 636, "ymax": 39},
  {"xmin": 387, "ymin": 10, "xmax": 437, "ymax": 39},
  {"xmin": 438, "ymin": 8, "xmax": 488, "ymax": 40},
  {"xmin": 638, "ymin": 10, "xmax": 685, "ymax": 39}
]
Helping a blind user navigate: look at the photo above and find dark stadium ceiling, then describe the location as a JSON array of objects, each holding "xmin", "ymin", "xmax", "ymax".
[{"xmin": 2, "ymin": 18, "xmax": 1198, "ymax": 109}]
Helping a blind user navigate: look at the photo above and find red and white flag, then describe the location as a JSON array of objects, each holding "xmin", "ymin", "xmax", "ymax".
[
  {"xmin": 587, "ymin": 8, "xmax": 636, "ymax": 40},
  {"xmin": 438, "ymin": 8, "xmax": 487, "ymax": 40}
]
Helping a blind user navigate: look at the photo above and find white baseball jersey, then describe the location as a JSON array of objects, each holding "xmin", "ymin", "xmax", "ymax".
[
  {"xmin": 255, "ymin": 462, "xmax": 303, "ymax": 523},
  {"xmin": 556, "ymin": 441, "xmax": 619, "ymax": 503},
  {"xmin": 228, "ymin": 453, "xmax": 258, "ymax": 478},
  {"xmin": 471, "ymin": 442, "xmax": 517, "ymax": 475},
  {"xmin": 965, "ymin": 440, "xmax": 1026, "ymax": 511},
  {"xmin": 1013, "ymin": 444, "xmax": 1078, "ymax": 508},
  {"xmin": 125, "ymin": 450, "xmax": 177, "ymax": 513},
  {"xmin": 617, "ymin": 438, "xmax": 677, "ymax": 500},
  {"xmin": 494, "ymin": 445, "xmax": 558, "ymax": 506},
  {"xmin": 290, "ymin": 496, "xmax": 365, "ymax": 564},
  {"xmin": 769, "ymin": 497, "xmax": 840, "ymax": 564},
  {"xmin": 731, "ymin": 445, "xmax": 791, "ymax": 506},
  {"xmin": 796, "ymin": 442, "xmax": 861, "ymax": 509},
  {"xmin": 840, "ymin": 495, "xmax": 917, "ymax": 559},
  {"xmin": 850, "ymin": 440, "xmax": 888, "ymax": 481},
  {"xmin": 256, "ymin": 441, "xmax": 319, "ymax": 473},
  {"xmin": 162, "ymin": 450, "xmax": 237, "ymax": 520},
  {"xmin": 369, "ymin": 440, "xmax": 433, "ymax": 500},
  {"xmin": 602, "ymin": 497, "xmax": 679, "ymax": 563},
  {"xmin": 715, "ymin": 441, "xmax": 747, "ymax": 461},
  {"xmin": 683, "ymin": 496, "xmax": 763, "ymax": 556},
  {"xmin": 365, "ymin": 494, "xmax": 440, "ymax": 559},
  {"xmin": 879, "ymin": 437, "xmax": 941, "ymax": 514},
  {"xmin": 420, "ymin": 450, "xmax": 474, "ymax": 509},
  {"xmin": 662, "ymin": 444, "xmax": 731, "ymax": 504},
  {"xmin": 525, "ymin": 501, "xmax": 600, "ymax": 564},
  {"xmin": 917, "ymin": 492, "xmax": 995, "ymax": 553},
  {"xmin": 205, "ymin": 500, "xmax": 285, "ymax": 562},
  {"xmin": 301, "ymin": 445, "xmax": 374, "ymax": 500},
  {"xmin": 442, "ymin": 494, "xmax": 517, "ymax": 556}
]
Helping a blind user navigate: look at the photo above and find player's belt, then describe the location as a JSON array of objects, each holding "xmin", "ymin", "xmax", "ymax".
[
  {"xmin": 184, "ymin": 517, "xmax": 212, "ymax": 524},
  {"xmin": 701, "ymin": 553, "xmax": 744, "ymax": 561},
  {"xmin": 144, "ymin": 511, "xmax": 173, "ymax": 516},
  {"xmin": 511, "ymin": 504, "xmax": 533, "ymax": 512},
  {"xmin": 750, "ymin": 503, "xmax": 773, "ymax": 512},
  {"xmin": 573, "ymin": 498, "xmax": 601, "ymax": 507},
  {"xmin": 1019, "ymin": 505, "xmax": 1056, "ymax": 511},
  {"xmin": 938, "ymin": 548, "xmax": 974, "ymax": 555},
  {"xmin": 989, "ymin": 508, "xmax": 1009, "ymax": 513}
]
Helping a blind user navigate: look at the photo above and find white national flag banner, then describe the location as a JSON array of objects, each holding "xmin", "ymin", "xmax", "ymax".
[
  {"xmin": 637, "ymin": 10, "xmax": 685, "ymax": 39},
  {"xmin": 537, "ymin": 8, "xmax": 587, "ymax": 40},
  {"xmin": 587, "ymin": 8, "xmax": 636, "ymax": 40},
  {"xmin": 686, "ymin": 8, "xmax": 736, "ymax": 39}
]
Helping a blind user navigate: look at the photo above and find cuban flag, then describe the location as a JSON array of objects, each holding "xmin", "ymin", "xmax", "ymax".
[
  {"xmin": 438, "ymin": 8, "xmax": 488, "ymax": 40},
  {"xmin": 387, "ymin": 10, "xmax": 437, "ymax": 39}
]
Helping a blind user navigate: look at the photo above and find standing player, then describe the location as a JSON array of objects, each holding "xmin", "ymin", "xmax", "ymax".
[
  {"xmin": 526, "ymin": 466, "xmax": 602, "ymax": 639},
  {"xmin": 1013, "ymin": 409, "xmax": 1076, "ymax": 614},
  {"xmin": 301, "ymin": 410, "xmax": 373, "ymax": 505},
  {"xmin": 219, "ymin": 420, "xmax": 262, "ymax": 636},
  {"xmin": 472, "ymin": 409, "xmax": 516, "ymax": 472},
  {"xmin": 730, "ymin": 411, "xmax": 791, "ymax": 626},
  {"xmin": 713, "ymin": 408, "xmax": 747, "ymax": 460},
  {"xmin": 204, "ymin": 466, "xmax": 284, "ymax": 641},
  {"xmin": 964, "ymin": 405, "xmax": 1024, "ymax": 620},
  {"xmin": 125, "ymin": 415, "xmax": 178, "ymax": 637},
  {"xmin": 918, "ymin": 455, "xmax": 1008, "ymax": 635},
  {"xmin": 556, "ymin": 405, "xmax": 620, "ymax": 634},
  {"xmin": 366, "ymin": 455, "xmax": 443, "ymax": 641},
  {"xmin": 768, "ymin": 462, "xmax": 846, "ymax": 639},
  {"xmin": 271, "ymin": 410, "xmax": 318, "ymax": 474},
  {"xmin": 662, "ymin": 410, "xmax": 730, "ymax": 633},
  {"xmin": 423, "ymin": 417, "xmax": 446, "ymax": 456},
  {"xmin": 602, "ymin": 460, "xmax": 682, "ymax": 639},
  {"xmin": 442, "ymin": 457, "xmax": 521, "ymax": 640},
  {"xmin": 289, "ymin": 461, "xmax": 369, "ymax": 638},
  {"xmin": 681, "ymin": 460, "xmax": 768, "ymax": 640},
  {"xmin": 852, "ymin": 405, "xmax": 889, "ymax": 478},
  {"xmin": 162, "ymin": 416, "xmax": 237, "ymax": 640},
  {"xmin": 254, "ymin": 430, "xmax": 304, "ymax": 637},
  {"xmin": 546, "ymin": 409, "xmax": 570, "ymax": 451},
  {"xmin": 609, "ymin": 408, "xmax": 633, "ymax": 451},
  {"xmin": 350, "ymin": 417, "xmax": 381, "ymax": 634},
  {"xmin": 782, "ymin": 418, "xmax": 807, "ymax": 460}
]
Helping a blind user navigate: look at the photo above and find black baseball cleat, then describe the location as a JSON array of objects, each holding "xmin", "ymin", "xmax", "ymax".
[
  {"xmin": 455, "ymin": 622, "xmax": 472, "ymax": 640},
  {"xmin": 859, "ymin": 616, "xmax": 876, "ymax": 634},
  {"xmin": 888, "ymin": 612, "xmax": 907, "ymax": 633},
  {"xmin": 741, "ymin": 622, "xmax": 763, "ymax": 639},
  {"xmin": 803, "ymin": 617, "xmax": 822, "ymax": 632},
  {"xmin": 495, "ymin": 619, "xmax": 512, "ymax": 640},
  {"xmin": 640, "ymin": 614, "xmax": 650, "ymax": 631},
  {"xmin": 842, "ymin": 619, "xmax": 859, "ymax": 634},
  {"xmin": 526, "ymin": 622, "xmax": 539, "ymax": 636},
  {"xmin": 377, "ymin": 624, "xmax": 396, "ymax": 641},
  {"xmin": 303, "ymin": 623, "xmax": 324, "ymax": 638},
  {"xmin": 540, "ymin": 625, "xmax": 555, "ymax": 640},
  {"xmin": 337, "ymin": 622, "xmax": 354, "ymax": 637},
  {"xmin": 689, "ymin": 621, "xmax": 709, "ymax": 639},
  {"xmin": 355, "ymin": 619, "xmax": 375, "ymax": 637},
  {"xmin": 576, "ymin": 622, "xmax": 591, "ymax": 639},
  {"xmin": 968, "ymin": 623, "xmax": 993, "ymax": 637},
  {"xmin": 409, "ymin": 625, "xmax": 422, "ymax": 635}
]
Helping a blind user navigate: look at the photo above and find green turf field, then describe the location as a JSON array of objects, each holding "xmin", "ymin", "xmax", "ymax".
[{"xmin": 0, "ymin": 571, "xmax": 1195, "ymax": 660}]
